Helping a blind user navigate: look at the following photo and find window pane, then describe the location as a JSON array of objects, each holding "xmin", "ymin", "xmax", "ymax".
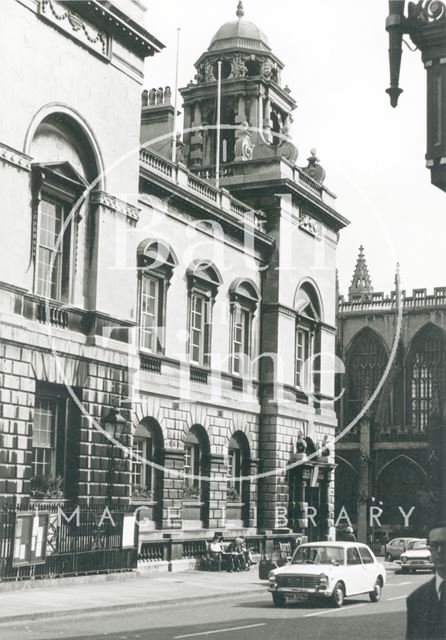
[
  {"xmin": 140, "ymin": 276, "xmax": 161, "ymax": 352},
  {"xmin": 32, "ymin": 397, "xmax": 57, "ymax": 477},
  {"xmin": 232, "ymin": 306, "xmax": 251, "ymax": 375},
  {"xmin": 37, "ymin": 199, "xmax": 68, "ymax": 300},
  {"xmin": 190, "ymin": 293, "xmax": 205, "ymax": 364}
]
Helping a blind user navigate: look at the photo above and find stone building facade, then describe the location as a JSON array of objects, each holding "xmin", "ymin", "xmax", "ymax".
[
  {"xmin": 336, "ymin": 247, "xmax": 446, "ymax": 542},
  {"xmin": 0, "ymin": 0, "xmax": 163, "ymax": 504},
  {"xmin": 1, "ymin": 1, "xmax": 348, "ymax": 545}
]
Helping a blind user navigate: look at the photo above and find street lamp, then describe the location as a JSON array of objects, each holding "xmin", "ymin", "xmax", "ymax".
[
  {"xmin": 102, "ymin": 408, "xmax": 128, "ymax": 502},
  {"xmin": 385, "ymin": 0, "xmax": 446, "ymax": 192}
]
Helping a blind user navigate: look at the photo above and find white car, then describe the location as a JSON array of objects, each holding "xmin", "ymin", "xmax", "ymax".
[
  {"xmin": 400, "ymin": 539, "xmax": 434, "ymax": 573},
  {"xmin": 268, "ymin": 541, "xmax": 386, "ymax": 608}
]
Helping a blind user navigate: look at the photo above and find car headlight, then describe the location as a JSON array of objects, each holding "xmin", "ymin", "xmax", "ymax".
[
  {"xmin": 268, "ymin": 570, "xmax": 276, "ymax": 581},
  {"xmin": 318, "ymin": 573, "xmax": 329, "ymax": 589},
  {"xmin": 401, "ymin": 555, "xmax": 407, "ymax": 563}
]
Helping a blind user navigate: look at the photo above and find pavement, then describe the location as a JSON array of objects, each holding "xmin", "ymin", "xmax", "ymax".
[
  {"xmin": 0, "ymin": 566, "xmax": 266, "ymax": 624},
  {"xmin": 0, "ymin": 558, "xmax": 400, "ymax": 626}
]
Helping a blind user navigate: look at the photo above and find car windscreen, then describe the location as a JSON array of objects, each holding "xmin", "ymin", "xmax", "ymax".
[
  {"xmin": 292, "ymin": 546, "xmax": 345, "ymax": 565},
  {"xmin": 409, "ymin": 541, "xmax": 427, "ymax": 550}
]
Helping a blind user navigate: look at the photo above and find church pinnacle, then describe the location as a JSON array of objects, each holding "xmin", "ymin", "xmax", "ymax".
[{"xmin": 348, "ymin": 245, "xmax": 374, "ymax": 302}]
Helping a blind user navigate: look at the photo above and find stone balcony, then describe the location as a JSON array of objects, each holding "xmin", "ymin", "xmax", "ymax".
[
  {"xmin": 192, "ymin": 157, "xmax": 338, "ymax": 209},
  {"xmin": 139, "ymin": 148, "xmax": 267, "ymax": 232}
]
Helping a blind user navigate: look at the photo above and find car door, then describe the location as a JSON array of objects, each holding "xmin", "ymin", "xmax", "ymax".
[
  {"xmin": 358, "ymin": 546, "xmax": 378, "ymax": 591},
  {"xmin": 346, "ymin": 547, "xmax": 367, "ymax": 594}
]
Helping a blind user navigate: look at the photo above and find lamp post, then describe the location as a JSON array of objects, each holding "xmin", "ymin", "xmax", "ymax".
[
  {"xmin": 102, "ymin": 408, "xmax": 128, "ymax": 503},
  {"xmin": 385, "ymin": 0, "xmax": 446, "ymax": 192}
]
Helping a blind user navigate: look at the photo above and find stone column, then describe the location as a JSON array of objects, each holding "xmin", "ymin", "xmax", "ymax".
[
  {"xmin": 263, "ymin": 97, "xmax": 272, "ymax": 143},
  {"xmin": 189, "ymin": 101, "xmax": 203, "ymax": 166},
  {"xmin": 161, "ymin": 448, "xmax": 184, "ymax": 530},
  {"xmin": 357, "ymin": 417, "xmax": 371, "ymax": 543},
  {"xmin": 0, "ymin": 342, "xmax": 35, "ymax": 505},
  {"xmin": 236, "ymin": 95, "xmax": 246, "ymax": 124},
  {"xmin": 247, "ymin": 458, "xmax": 259, "ymax": 528},
  {"xmin": 207, "ymin": 454, "xmax": 226, "ymax": 530}
]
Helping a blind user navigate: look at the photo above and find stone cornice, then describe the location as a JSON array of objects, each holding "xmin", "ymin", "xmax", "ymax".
[
  {"xmin": 261, "ymin": 303, "xmax": 336, "ymax": 334},
  {"xmin": 91, "ymin": 190, "xmax": 140, "ymax": 223},
  {"xmin": 0, "ymin": 142, "xmax": 32, "ymax": 172}
]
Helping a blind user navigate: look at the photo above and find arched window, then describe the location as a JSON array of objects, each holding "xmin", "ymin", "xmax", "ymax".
[
  {"xmin": 137, "ymin": 239, "xmax": 178, "ymax": 354},
  {"xmin": 186, "ymin": 261, "xmax": 222, "ymax": 367},
  {"xmin": 29, "ymin": 113, "xmax": 99, "ymax": 303},
  {"xmin": 294, "ymin": 283, "xmax": 321, "ymax": 392},
  {"xmin": 229, "ymin": 279, "xmax": 260, "ymax": 377},
  {"xmin": 408, "ymin": 325, "xmax": 446, "ymax": 431},
  {"xmin": 184, "ymin": 425, "xmax": 210, "ymax": 501},
  {"xmin": 227, "ymin": 432, "xmax": 249, "ymax": 502},
  {"xmin": 345, "ymin": 329, "xmax": 387, "ymax": 424},
  {"xmin": 131, "ymin": 418, "xmax": 164, "ymax": 502}
]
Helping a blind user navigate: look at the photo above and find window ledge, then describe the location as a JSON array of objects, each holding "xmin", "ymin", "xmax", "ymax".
[{"xmin": 131, "ymin": 498, "xmax": 157, "ymax": 506}]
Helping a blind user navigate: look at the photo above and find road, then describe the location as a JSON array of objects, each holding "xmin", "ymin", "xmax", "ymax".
[{"xmin": 0, "ymin": 570, "xmax": 432, "ymax": 640}]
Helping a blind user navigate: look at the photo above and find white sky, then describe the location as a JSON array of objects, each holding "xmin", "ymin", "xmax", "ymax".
[{"xmin": 143, "ymin": 0, "xmax": 445, "ymax": 296}]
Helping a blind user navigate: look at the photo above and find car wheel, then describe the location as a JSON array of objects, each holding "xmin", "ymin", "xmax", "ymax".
[
  {"xmin": 386, "ymin": 553, "xmax": 393, "ymax": 562},
  {"xmin": 401, "ymin": 567, "xmax": 408, "ymax": 574},
  {"xmin": 330, "ymin": 582, "xmax": 345, "ymax": 608},
  {"xmin": 369, "ymin": 578, "xmax": 382, "ymax": 603},
  {"xmin": 272, "ymin": 592, "xmax": 286, "ymax": 607}
]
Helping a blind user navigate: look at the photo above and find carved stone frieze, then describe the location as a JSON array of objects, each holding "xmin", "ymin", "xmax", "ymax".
[
  {"xmin": 90, "ymin": 191, "xmax": 140, "ymax": 223},
  {"xmin": 0, "ymin": 142, "xmax": 32, "ymax": 171},
  {"xmin": 299, "ymin": 211, "xmax": 322, "ymax": 239},
  {"xmin": 231, "ymin": 55, "xmax": 248, "ymax": 78},
  {"xmin": 39, "ymin": 0, "xmax": 109, "ymax": 58}
]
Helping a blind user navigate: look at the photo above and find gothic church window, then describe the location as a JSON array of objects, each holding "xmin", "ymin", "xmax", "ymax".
[
  {"xmin": 408, "ymin": 325, "xmax": 446, "ymax": 431},
  {"xmin": 345, "ymin": 329, "xmax": 387, "ymax": 424}
]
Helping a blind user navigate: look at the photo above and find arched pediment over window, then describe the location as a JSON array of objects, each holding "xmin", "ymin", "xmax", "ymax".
[
  {"xmin": 137, "ymin": 239, "xmax": 178, "ymax": 275},
  {"xmin": 186, "ymin": 259, "xmax": 223, "ymax": 293},
  {"xmin": 293, "ymin": 281, "xmax": 322, "ymax": 321},
  {"xmin": 229, "ymin": 278, "xmax": 260, "ymax": 311}
]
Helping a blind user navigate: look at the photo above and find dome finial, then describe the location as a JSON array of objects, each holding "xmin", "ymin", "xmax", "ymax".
[{"xmin": 236, "ymin": 1, "xmax": 244, "ymax": 19}]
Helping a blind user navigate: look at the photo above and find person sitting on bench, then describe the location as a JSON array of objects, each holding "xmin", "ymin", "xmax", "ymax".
[
  {"xmin": 207, "ymin": 533, "xmax": 224, "ymax": 571},
  {"xmin": 227, "ymin": 537, "xmax": 247, "ymax": 571}
]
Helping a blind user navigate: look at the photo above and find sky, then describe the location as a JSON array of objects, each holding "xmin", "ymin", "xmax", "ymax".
[{"xmin": 143, "ymin": 0, "xmax": 445, "ymax": 296}]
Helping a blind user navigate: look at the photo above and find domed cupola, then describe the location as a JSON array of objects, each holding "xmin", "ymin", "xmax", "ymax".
[
  {"xmin": 180, "ymin": 1, "xmax": 298, "ymax": 170},
  {"xmin": 208, "ymin": 2, "xmax": 271, "ymax": 54}
]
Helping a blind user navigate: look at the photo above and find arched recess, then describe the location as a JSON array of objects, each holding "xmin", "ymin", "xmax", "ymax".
[
  {"xmin": 227, "ymin": 431, "xmax": 251, "ymax": 527},
  {"xmin": 183, "ymin": 424, "xmax": 211, "ymax": 528},
  {"xmin": 406, "ymin": 323, "xmax": 446, "ymax": 432},
  {"xmin": 344, "ymin": 327, "xmax": 389, "ymax": 428},
  {"xmin": 334, "ymin": 457, "xmax": 358, "ymax": 524},
  {"xmin": 132, "ymin": 418, "xmax": 164, "ymax": 529},
  {"xmin": 25, "ymin": 104, "xmax": 104, "ymax": 188},
  {"xmin": 293, "ymin": 279, "xmax": 323, "ymax": 321},
  {"xmin": 27, "ymin": 108, "xmax": 103, "ymax": 304},
  {"xmin": 376, "ymin": 455, "xmax": 428, "ymax": 528}
]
